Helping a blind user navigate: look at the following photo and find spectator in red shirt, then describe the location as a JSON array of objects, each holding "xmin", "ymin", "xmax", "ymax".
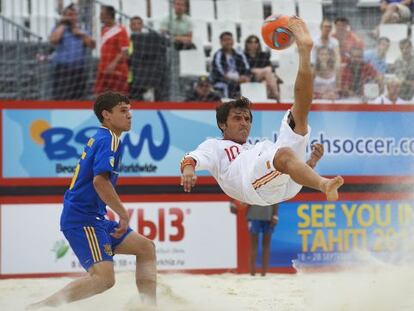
[
  {"xmin": 333, "ymin": 17, "xmax": 364, "ymax": 65},
  {"xmin": 94, "ymin": 5, "xmax": 129, "ymax": 96},
  {"xmin": 341, "ymin": 47, "xmax": 382, "ymax": 98}
]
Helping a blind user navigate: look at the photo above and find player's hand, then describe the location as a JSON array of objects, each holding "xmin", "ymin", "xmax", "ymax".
[
  {"xmin": 59, "ymin": 16, "xmax": 72, "ymax": 26},
  {"xmin": 71, "ymin": 26, "xmax": 84, "ymax": 37},
  {"xmin": 270, "ymin": 215, "xmax": 279, "ymax": 227},
  {"xmin": 307, "ymin": 143, "xmax": 324, "ymax": 168},
  {"xmin": 230, "ymin": 201, "xmax": 238, "ymax": 214},
  {"xmin": 181, "ymin": 166, "xmax": 197, "ymax": 192},
  {"xmin": 111, "ymin": 217, "xmax": 129, "ymax": 239}
]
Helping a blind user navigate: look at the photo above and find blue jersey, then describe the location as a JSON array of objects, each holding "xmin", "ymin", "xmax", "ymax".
[{"xmin": 61, "ymin": 127, "xmax": 123, "ymax": 230}]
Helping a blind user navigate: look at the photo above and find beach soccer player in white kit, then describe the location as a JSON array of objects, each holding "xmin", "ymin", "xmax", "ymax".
[{"xmin": 180, "ymin": 17, "xmax": 344, "ymax": 205}]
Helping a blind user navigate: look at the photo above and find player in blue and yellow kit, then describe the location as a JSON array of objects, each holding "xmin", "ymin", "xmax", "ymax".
[{"xmin": 28, "ymin": 92, "xmax": 156, "ymax": 309}]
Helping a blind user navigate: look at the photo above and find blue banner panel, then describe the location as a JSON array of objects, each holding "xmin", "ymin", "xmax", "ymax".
[
  {"xmin": 266, "ymin": 200, "xmax": 414, "ymax": 268},
  {"xmin": 4, "ymin": 109, "xmax": 414, "ymax": 178}
]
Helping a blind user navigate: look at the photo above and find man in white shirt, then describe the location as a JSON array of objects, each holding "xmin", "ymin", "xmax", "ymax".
[
  {"xmin": 311, "ymin": 19, "xmax": 341, "ymax": 68},
  {"xmin": 180, "ymin": 17, "xmax": 344, "ymax": 205}
]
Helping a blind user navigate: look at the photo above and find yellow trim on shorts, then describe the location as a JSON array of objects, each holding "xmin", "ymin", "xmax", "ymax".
[
  {"xmin": 89, "ymin": 227, "xmax": 103, "ymax": 261},
  {"xmin": 252, "ymin": 171, "xmax": 281, "ymax": 190},
  {"xmin": 84, "ymin": 226, "xmax": 102, "ymax": 262}
]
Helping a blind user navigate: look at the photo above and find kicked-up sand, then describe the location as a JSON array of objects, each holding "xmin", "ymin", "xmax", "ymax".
[{"xmin": 2, "ymin": 264, "xmax": 414, "ymax": 311}]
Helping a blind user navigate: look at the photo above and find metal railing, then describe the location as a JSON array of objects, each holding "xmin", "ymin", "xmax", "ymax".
[{"xmin": 0, "ymin": 15, "xmax": 49, "ymax": 99}]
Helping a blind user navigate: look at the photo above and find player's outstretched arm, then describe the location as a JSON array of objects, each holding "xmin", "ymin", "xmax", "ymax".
[
  {"xmin": 93, "ymin": 173, "xmax": 129, "ymax": 238},
  {"xmin": 180, "ymin": 157, "xmax": 197, "ymax": 192}
]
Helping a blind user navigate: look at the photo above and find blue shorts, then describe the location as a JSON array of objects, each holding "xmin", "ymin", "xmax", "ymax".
[
  {"xmin": 63, "ymin": 219, "xmax": 132, "ymax": 271},
  {"xmin": 248, "ymin": 220, "xmax": 274, "ymax": 235}
]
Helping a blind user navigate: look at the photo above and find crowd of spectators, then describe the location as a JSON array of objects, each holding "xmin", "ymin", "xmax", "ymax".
[
  {"xmin": 45, "ymin": 1, "xmax": 414, "ymax": 104},
  {"xmin": 310, "ymin": 13, "xmax": 414, "ymax": 104}
]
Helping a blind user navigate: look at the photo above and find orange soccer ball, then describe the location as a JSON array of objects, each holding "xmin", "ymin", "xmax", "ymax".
[{"xmin": 261, "ymin": 14, "xmax": 295, "ymax": 50}]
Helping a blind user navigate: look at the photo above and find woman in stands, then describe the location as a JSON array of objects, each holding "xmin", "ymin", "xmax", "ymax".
[
  {"xmin": 243, "ymin": 35, "xmax": 281, "ymax": 101},
  {"xmin": 313, "ymin": 46, "xmax": 339, "ymax": 100}
]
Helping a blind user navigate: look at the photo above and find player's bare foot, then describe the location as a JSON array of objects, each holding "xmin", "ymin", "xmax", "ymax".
[
  {"xmin": 320, "ymin": 176, "xmax": 344, "ymax": 201},
  {"xmin": 287, "ymin": 16, "xmax": 313, "ymax": 51}
]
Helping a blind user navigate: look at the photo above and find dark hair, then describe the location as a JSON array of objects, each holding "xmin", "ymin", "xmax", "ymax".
[
  {"xmin": 334, "ymin": 17, "xmax": 349, "ymax": 24},
  {"xmin": 102, "ymin": 5, "xmax": 116, "ymax": 19},
  {"xmin": 62, "ymin": 3, "xmax": 76, "ymax": 14},
  {"xmin": 94, "ymin": 91, "xmax": 130, "ymax": 123},
  {"xmin": 220, "ymin": 31, "xmax": 233, "ymax": 40},
  {"xmin": 216, "ymin": 97, "xmax": 253, "ymax": 133},
  {"xmin": 378, "ymin": 37, "xmax": 390, "ymax": 44},
  {"xmin": 244, "ymin": 35, "xmax": 262, "ymax": 54},
  {"xmin": 130, "ymin": 16, "xmax": 143, "ymax": 22},
  {"xmin": 320, "ymin": 19, "xmax": 332, "ymax": 27},
  {"xmin": 400, "ymin": 38, "xmax": 412, "ymax": 47}
]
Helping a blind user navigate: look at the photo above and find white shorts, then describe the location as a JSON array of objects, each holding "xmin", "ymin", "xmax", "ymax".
[{"xmin": 241, "ymin": 110, "xmax": 310, "ymax": 205}]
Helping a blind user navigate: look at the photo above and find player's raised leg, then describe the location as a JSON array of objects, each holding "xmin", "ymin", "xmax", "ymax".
[
  {"xmin": 27, "ymin": 261, "xmax": 116, "ymax": 309},
  {"xmin": 287, "ymin": 16, "xmax": 314, "ymax": 136},
  {"xmin": 274, "ymin": 147, "xmax": 343, "ymax": 201},
  {"xmin": 114, "ymin": 231, "xmax": 157, "ymax": 305}
]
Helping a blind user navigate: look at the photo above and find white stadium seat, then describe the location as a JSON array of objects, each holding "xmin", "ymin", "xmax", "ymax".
[
  {"xmin": 151, "ymin": 0, "xmax": 170, "ymax": 19},
  {"xmin": 277, "ymin": 50, "xmax": 299, "ymax": 84},
  {"xmin": 271, "ymin": 0, "xmax": 296, "ymax": 16},
  {"xmin": 386, "ymin": 41, "xmax": 402, "ymax": 64},
  {"xmin": 179, "ymin": 49, "xmax": 208, "ymax": 77},
  {"xmin": 216, "ymin": 0, "xmax": 263, "ymax": 22},
  {"xmin": 279, "ymin": 83, "xmax": 295, "ymax": 102},
  {"xmin": 192, "ymin": 19, "xmax": 210, "ymax": 50},
  {"xmin": 240, "ymin": 20, "xmax": 264, "ymax": 47},
  {"xmin": 240, "ymin": 82, "xmax": 268, "ymax": 102},
  {"xmin": 297, "ymin": 0, "xmax": 323, "ymax": 24},
  {"xmin": 364, "ymin": 82, "xmax": 380, "ymax": 100},
  {"xmin": 357, "ymin": 0, "xmax": 380, "ymax": 7},
  {"xmin": 189, "ymin": 0, "xmax": 215, "ymax": 21},
  {"xmin": 2, "ymin": 0, "xmax": 29, "ymax": 18},
  {"xmin": 30, "ymin": 15, "xmax": 56, "ymax": 41},
  {"xmin": 216, "ymin": 0, "xmax": 240, "ymax": 22},
  {"xmin": 122, "ymin": 0, "xmax": 148, "ymax": 19},
  {"xmin": 379, "ymin": 24, "xmax": 408, "ymax": 41},
  {"xmin": 239, "ymin": 0, "xmax": 264, "ymax": 21},
  {"xmin": 31, "ymin": 0, "xmax": 58, "ymax": 18}
]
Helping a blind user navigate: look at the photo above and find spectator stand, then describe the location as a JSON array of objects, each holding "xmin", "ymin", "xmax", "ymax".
[
  {"xmin": 1, "ymin": 0, "xmax": 413, "ymax": 103},
  {"xmin": 0, "ymin": 15, "xmax": 46, "ymax": 99}
]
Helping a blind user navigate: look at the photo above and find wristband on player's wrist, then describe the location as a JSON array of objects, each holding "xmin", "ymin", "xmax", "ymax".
[{"xmin": 180, "ymin": 157, "xmax": 196, "ymax": 173}]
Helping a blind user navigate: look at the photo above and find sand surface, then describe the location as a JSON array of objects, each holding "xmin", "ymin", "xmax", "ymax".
[{"xmin": 2, "ymin": 265, "xmax": 414, "ymax": 311}]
